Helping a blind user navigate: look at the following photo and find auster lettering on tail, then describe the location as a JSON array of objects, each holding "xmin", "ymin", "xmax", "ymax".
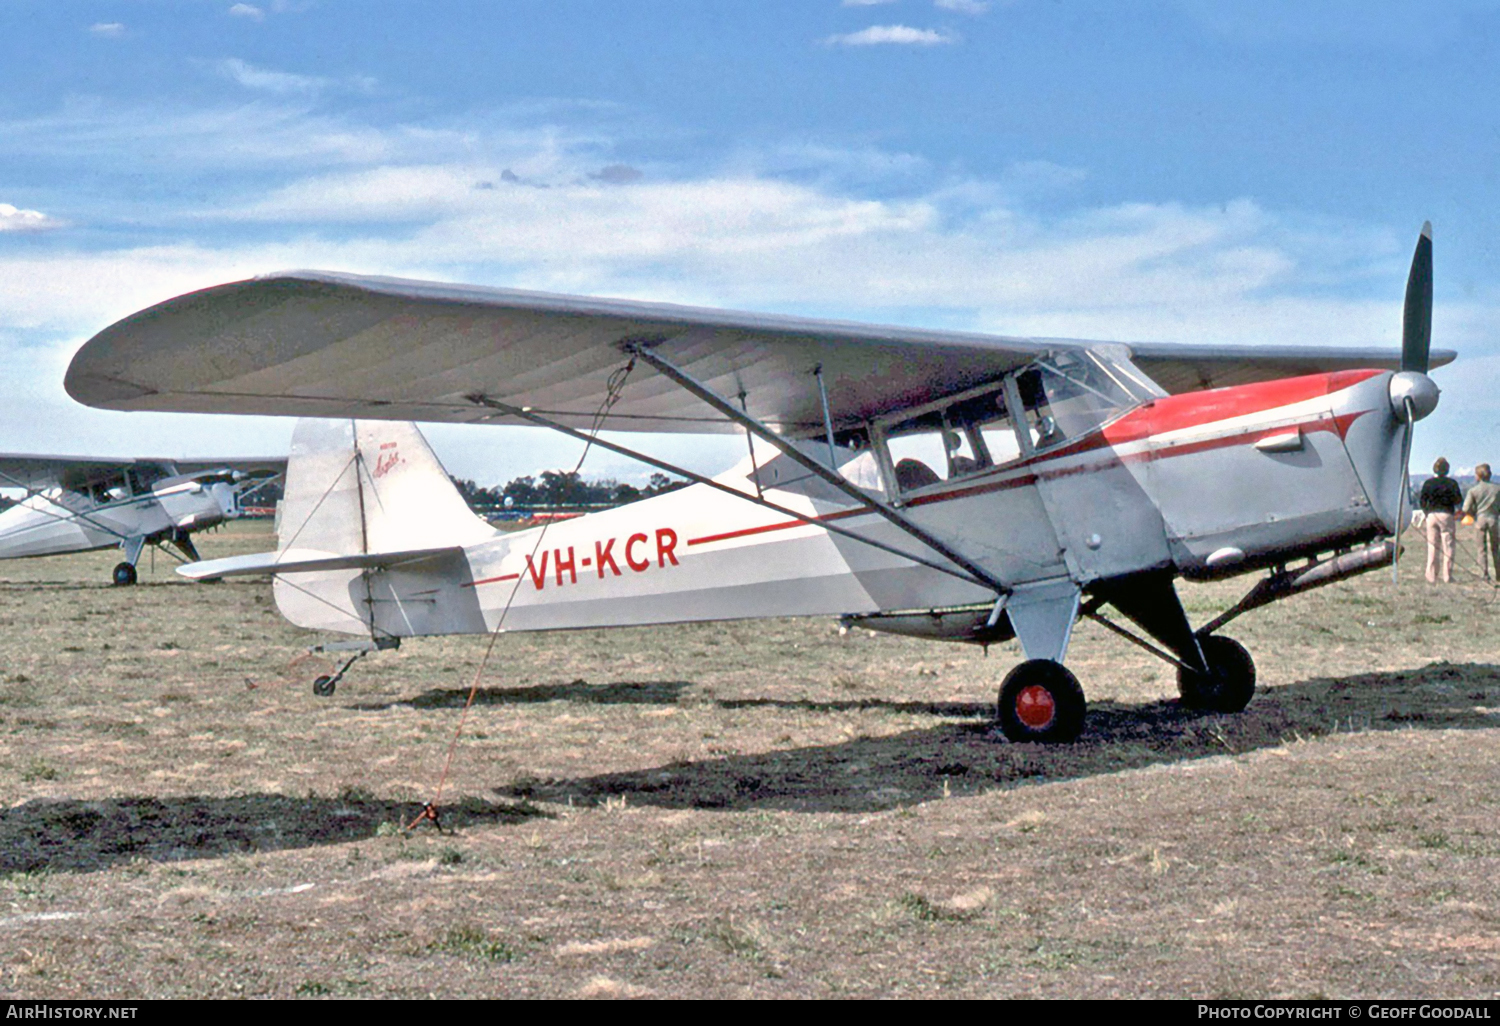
[{"xmin": 373, "ymin": 441, "xmax": 403, "ymax": 478}]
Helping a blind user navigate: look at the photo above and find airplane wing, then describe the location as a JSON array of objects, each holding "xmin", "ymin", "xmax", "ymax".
[
  {"xmin": 66, "ymin": 271, "xmax": 1455, "ymax": 435},
  {"xmin": 1127, "ymin": 343, "xmax": 1454, "ymax": 394},
  {"xmin": 0, "ymin": 454, "xmax": 286, "ymax": 496},
  {"xmin": 0, "ymin": 455, "xmax": 136, "ymax": 494}
]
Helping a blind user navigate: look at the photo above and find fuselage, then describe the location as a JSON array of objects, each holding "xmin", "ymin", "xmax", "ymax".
[{"xmin": 271, "ymin": 366, "xmax": 1407, "ymax": 640}]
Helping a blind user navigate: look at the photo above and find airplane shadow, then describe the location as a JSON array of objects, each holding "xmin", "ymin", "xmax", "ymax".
[
  {"xmin": 491, "ymin": 661, "xmax": 1500, "ymax": 813},
  {"xmin": 0, "ymin": 793, "xmax": 547, "ymax": 875},
  {"xmin": 355, "ymin": 679, "xmax": 986, "ymax": 718},
  {"xmin": 352, "ymin": 679, "xmax": 696, "ymax": 710},
  {"xmin": 0, "ymin": 579, "xmax": 195, "ymax": 593}
]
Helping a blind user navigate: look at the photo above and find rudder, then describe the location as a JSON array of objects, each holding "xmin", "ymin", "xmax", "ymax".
[{"xmin": 273, "ymin": 419, "xmax": 497, "ymax": 635}]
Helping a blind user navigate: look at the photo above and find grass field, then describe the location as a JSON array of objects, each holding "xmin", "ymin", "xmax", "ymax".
[{"xmin": 1, "ymin": 520, "xmax": 1498, "ymax": 998}]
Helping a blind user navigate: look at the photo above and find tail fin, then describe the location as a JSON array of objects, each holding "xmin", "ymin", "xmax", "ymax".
[
  {"xmin": 271, "ymin": 419, "xmax": 497, "ymax": 636},
  {"xmin": 277, "ymin": 419, "xmax": 497, "ymax": 556}
]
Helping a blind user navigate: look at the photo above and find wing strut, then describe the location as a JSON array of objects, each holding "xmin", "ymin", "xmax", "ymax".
[
  {"xmin": 464, "ymin": 393, "xmax": 991, "ymax": 588},
  {"xmin": 626, "ymin": 346, "xmax": 1010, "ymax": 595}
]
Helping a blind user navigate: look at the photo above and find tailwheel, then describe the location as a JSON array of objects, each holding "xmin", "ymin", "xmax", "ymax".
[
  {"xmin": 1177, "ymin": 635, "xmax": 1256, "ymax": 713},
  {"xmin": 996, "ymin": 659, "xmax": 1086, "ymax": 743},
  {"xmin": 312, "ymin": 675, "xmax": 337, "ymax": 697},
  {"xmin": 112, "ymin": 562, "xmax": 138, "ymax": 587}
]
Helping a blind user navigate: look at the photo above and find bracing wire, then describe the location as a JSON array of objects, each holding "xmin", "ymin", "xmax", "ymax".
[{"xmin": 408, "ymin": 358, "xmax": 637, "ymax": 830}]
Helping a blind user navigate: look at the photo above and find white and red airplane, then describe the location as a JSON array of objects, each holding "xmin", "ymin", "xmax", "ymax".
[
  {"xmin": 63, "ymin": 226, "xmax": 1446, "ymax": 740},
  {"xmin": 0, "ymin": 454, "xmax": 283, "ymax": 585}
]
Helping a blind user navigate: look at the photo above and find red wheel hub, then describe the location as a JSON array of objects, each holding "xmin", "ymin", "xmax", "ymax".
[{"xmin": 1015, "ymin": 684, "xmax": 1056, "ymax": 730}]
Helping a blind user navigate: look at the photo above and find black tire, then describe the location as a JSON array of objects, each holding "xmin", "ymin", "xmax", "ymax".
[
  {"xmin": 996, "ymin": 659, "xmax": 1086, "ymax": 743},
  {"xmin": 1177, "ymin": 635, "xmax": 1256, "ymax": 713},
  {"xmin": 312, "ymin": 675, "xmax": 337, "ymax": 697},
  {"xmin": 112, "ymin": 562, "xmax": 137, "ymax": 587}
]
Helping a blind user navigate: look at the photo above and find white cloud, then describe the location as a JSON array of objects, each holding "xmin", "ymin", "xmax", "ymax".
[
  {"xmin": 88, "ymin": 23, "xmax": 124, "ymax": 37},
  {"xmin": 827, "ymin": 25, "xmax": 957, "ymax": 46},
  {"xmin": 228, "ymin": 4, "xmax": 266, "ymax": 20},
  {"xmin": 935, "ymin": 0, "xmax": 989, "ymax": 13},
  {"xmin": 0, "ymin": 101, "xmax": 543, "ymax": 178},
  {"xmin": 211, "ymin": 59, "xmax": 375, "ymax": 96},
  {"xmin": 0, "ymin": 203, "xmax": 60, "ymax": 232},
  {"xmin": 2, "ymin": 155, "xmax": 1439, "ymax": 357},
  {"xmin": 215, "ymin": 58, "xmax": 330, "ymax": 94}
]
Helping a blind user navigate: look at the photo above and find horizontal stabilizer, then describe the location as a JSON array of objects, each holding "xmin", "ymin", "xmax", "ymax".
[{"xmin": 178, "ymin": 545, "xmax": 465, "ymax": 580}]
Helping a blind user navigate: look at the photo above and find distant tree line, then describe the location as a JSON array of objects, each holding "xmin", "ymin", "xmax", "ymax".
[{"xmin": 449, "ymin": 470, "xmax": 687, "ymax": 512}]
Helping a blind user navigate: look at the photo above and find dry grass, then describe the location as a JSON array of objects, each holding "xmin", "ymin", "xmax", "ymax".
[{"xmin": 0, "ymin": 520, "xmax": 1498, "ymax": 997}]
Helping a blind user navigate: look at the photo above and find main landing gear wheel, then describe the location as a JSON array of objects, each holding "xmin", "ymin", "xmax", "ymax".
[
  {"xmin": 312, "ymin": 675, "xmax": 337, "ymax": 697},
  {"xmin": 996, "ymin": 659, "xmax": 1086, "ymax": 744},
  {"xmin": 112, "ymin": 562, "xmax": 137, "ymax": 587},
  {"xmin": 1177, "ymin": 635, "xmax": 1256, "ymax": 713}
]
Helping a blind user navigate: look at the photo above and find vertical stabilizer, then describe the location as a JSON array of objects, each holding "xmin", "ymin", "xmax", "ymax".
[
  {"xmin": 276, "ymin": 419, "xmax": 497, "ymax": 557},
  {"xmin": 272, "ymin": 419, "xmax": 497, "ymax": 636}
]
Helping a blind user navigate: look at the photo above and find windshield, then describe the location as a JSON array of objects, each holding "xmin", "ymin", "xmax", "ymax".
[{"xmin": 1014, "ymin": 351, "xmax": 1138, "ymax": 452}]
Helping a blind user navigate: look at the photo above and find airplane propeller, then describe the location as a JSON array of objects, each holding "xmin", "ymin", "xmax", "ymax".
[
  {"xmin": 1402, "ymin": 223, "xmax": 1433, "ymax": 375},
  {"xmin": 1389, "ymin": 222, "xmax": 1441, "ymax": 581}
]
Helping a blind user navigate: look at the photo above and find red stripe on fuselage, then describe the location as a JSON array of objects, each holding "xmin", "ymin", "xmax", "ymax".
[
  {"xmin": 462, "ymin": 572, "xmax": 520, "ymax": 589},
  {"xmin": 687, "ymin": 507, "xmax": 865, "ymax": 547},
  {"xmin": 1101, "ymin": 368, "xmax": 1382, "ymax": 447}
]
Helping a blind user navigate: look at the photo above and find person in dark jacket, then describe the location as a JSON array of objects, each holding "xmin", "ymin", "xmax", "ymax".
[{"xmin": 1419, "ymin": 457, "xmax": 1464, "ymax": 583}]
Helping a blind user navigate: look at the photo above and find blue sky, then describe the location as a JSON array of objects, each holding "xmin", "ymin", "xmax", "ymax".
[{"xmin": 1, "ymin": 0, "xmax": 1497, "ymax": 483}]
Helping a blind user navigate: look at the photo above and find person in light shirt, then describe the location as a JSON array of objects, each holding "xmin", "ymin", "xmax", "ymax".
[{"xmin": 1463, "ymin": 463, "xmax": 1500, "ymax": 581}]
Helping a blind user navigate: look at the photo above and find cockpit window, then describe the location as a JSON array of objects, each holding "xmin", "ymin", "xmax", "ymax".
[
  {"xmin": 875, "ymin": 350, "xmax": 1145, "ymax": 496},
  {"xmin": 1014, "ymin": 352, "xmax": 1137, "ymax": 452},
  {"xmin": 881, "ymin": 385, "xmax": 1021, "ymax": 494},
  {"xmin": 128, "ymin": 462, "xmax": 171, "ymax": 494},
  {"xmin": 80, "ymin": 471, "xmax": 131, "ymax": 504}
]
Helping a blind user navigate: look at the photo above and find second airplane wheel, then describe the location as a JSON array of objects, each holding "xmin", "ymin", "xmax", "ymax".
[
  {"xmin": 1177, "ymin": 635, "xmax": 1256, "ymax": 713},
  {"xmin": 112, "ymin": 562, "xmax": 138, "ymax": 587},
  {"xmin": 312, "ymin": 675, "xmax": 337, "ymax": 697},
  {"xmin": 996, "ymin": 659, "xmax": 1086, "ymax": 743}
]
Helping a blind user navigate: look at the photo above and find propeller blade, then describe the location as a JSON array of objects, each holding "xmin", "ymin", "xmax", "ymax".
[
  {"xmin": 1402, "ymin": 222, "xmax": 1433, "ymax": 374},
  {"xmin": 1392, "ymin": 397, "xmax": 1416, "ymax": 583}
]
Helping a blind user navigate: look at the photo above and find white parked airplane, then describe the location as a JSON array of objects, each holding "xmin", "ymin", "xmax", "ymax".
[
  {"xmin": 63, "ymin": 227, "xmax": 1447, "ymax": 740},
  {"xmin": 0, "ymin": 455, "xmax": 283, "ymax": 584}
]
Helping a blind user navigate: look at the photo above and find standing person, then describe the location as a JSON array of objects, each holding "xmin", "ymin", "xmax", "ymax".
[
  {"xmin": 1419, "ymin": 457, "xmax": 1464, "ymax": 584},
  {"xmin": 1463, "ymin": 463, "xmax": 1500, "ymax": 581}
]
